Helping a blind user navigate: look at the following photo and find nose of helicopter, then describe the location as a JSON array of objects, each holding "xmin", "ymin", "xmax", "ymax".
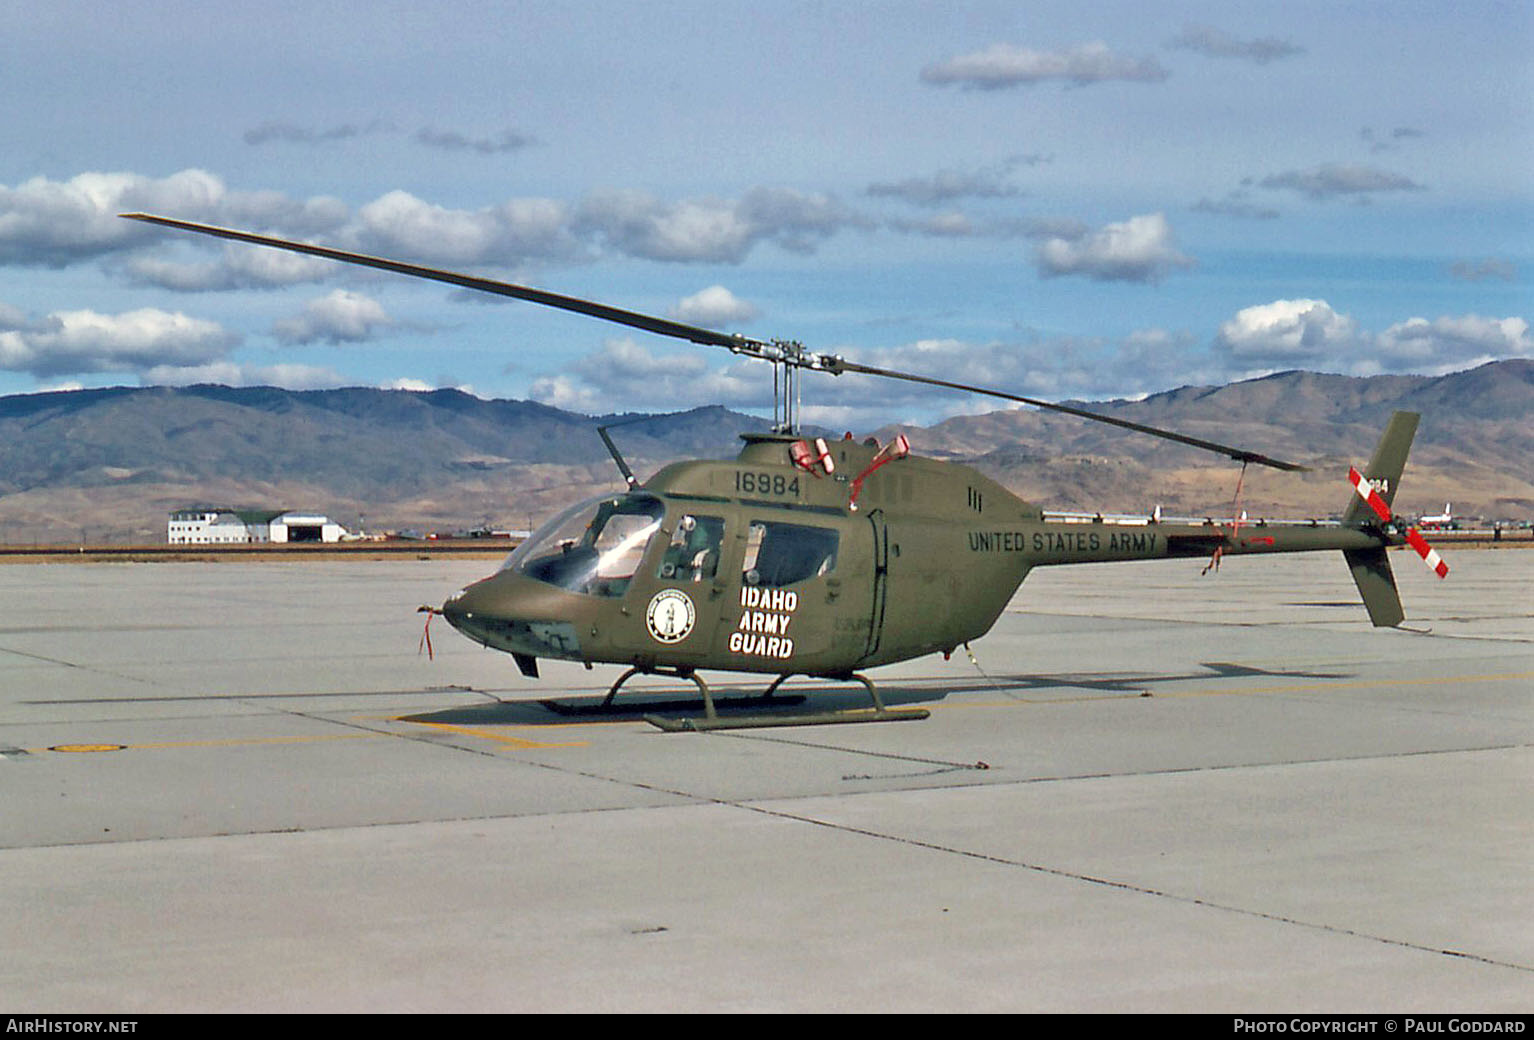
[
  {"xmin": 435, "ymin": 570, "xmax": 586, "ymax": 663},
  {"xmin": 439, "ymin": 576, "xmax": 497, "ymax": 640}
]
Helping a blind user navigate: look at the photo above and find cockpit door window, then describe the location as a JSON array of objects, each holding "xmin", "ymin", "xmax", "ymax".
[
  {"xmin": 657, "ymin": 514, "xmax": 725, "ymax": 582},
  {"xmin": 742, "ymin": 520, "xmax": 839, "ymax": 588}
]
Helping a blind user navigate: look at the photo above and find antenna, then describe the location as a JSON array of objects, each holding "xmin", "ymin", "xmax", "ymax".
[{"xmin": 596, "ymin": 424, "xmax": 637, "ymax": 487}]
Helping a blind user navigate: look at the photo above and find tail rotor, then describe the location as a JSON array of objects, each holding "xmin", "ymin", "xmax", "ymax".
[{"xmin": 1347, "ymin": 466, "xmax": 1449, "ymax": 579}]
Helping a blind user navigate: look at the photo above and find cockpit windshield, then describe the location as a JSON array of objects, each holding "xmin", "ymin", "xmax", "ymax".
[{"xmin": 501, "ymin": 492, "xmax": 664, "ymax": 597}]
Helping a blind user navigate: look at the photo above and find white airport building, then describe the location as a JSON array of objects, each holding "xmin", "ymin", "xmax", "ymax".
[{"xmin": 167, "ymin": 508, "xmax": 348, "ymax": 544}]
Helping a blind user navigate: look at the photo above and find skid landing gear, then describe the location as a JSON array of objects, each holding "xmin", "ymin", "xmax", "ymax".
[
  {"xmin": 638, "ymin": 670, "xmax": 930, "ymax": 732},
  {"xmin": 539, "ymin": 666, "xmax": 807, "ymax": 718}
]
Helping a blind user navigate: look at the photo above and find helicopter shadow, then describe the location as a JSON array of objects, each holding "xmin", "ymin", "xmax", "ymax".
[
  {"xmin": 401, "ymin": 679, "xmax": 940, "ymax": 727},
  {"xmin": 399, "ymin": 660, "xmax": 1350, "ymax": 727},
  {"xmin": 937, "ymin": 660, "xmax": 1353, "ymax": 698}
]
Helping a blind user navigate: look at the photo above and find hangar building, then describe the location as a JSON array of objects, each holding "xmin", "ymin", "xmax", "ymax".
[{"xmin": 167, "ymin": 508, "xmax": 347, "ymax": 544}]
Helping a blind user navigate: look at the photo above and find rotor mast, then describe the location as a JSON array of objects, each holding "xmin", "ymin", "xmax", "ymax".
[{"xmin": 765, "ymin": 340, "xmax": 810, "ymax": 434}]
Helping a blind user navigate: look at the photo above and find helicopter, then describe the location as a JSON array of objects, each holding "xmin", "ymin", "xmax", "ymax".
[{"xmin": 120, "ymin": 212, "xmax": 1448, "ymax": 731}]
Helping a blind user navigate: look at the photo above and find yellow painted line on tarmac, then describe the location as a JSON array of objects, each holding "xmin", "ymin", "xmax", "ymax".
[
  {"xmin": 30, "ymin": 732, "xmax": 381, "ymax": 754},
  {"xmin": 35, "ymin": 723, "xmax": 588, "ymax": 755},
  {"xmin": 402, "ymin": 720, "xmax": 587, "ymax": 750}
]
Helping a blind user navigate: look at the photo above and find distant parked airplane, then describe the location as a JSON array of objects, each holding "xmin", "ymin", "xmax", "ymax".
[{"xmin": 1419, "ymin": 504, "xmax": 1455, "ymax": 529}]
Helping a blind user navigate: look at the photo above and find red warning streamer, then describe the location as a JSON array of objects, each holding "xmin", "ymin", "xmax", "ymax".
[
  {"xmin": 1202, "ymin": 462, "xmax": 1250, "ymax": 575},
  {"xmin": 417, "ymin": 605, "xmax": 441, "ymax": 660},
  {"xmin": 848, "ymin": 434, "xmax": 910, "ymax": 512}
]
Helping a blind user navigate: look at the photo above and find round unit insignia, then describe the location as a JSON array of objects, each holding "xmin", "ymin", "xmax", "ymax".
[{"xmin": 645, "ymin": 588, "xmax": 696, "ymax": 644}]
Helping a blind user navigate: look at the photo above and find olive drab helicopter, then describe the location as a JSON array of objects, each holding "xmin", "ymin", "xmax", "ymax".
[{"xmin": 120, "ymin": 213, "xmax": 1449, "ymax": 731}]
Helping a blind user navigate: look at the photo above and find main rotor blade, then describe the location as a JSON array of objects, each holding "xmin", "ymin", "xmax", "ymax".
[
  {"xmin": 830, "ymin": 358, "xmax": 1309, "ymax": 471},
  {"xmin": 119, "ymin": 212, "xmax": 757, "ymax": 353},
  {"xmin": 122, "ymin": 211, "xmax": 1308, "ymax": 471}
]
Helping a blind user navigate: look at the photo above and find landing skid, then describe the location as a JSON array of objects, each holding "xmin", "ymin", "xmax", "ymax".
[
  {"xmin": 538, "ymin": 666, "xmax": 804, "ymax": 719},
  {"xmin": 561, "ymin": 667, "xmax": 932, "ymax": 732},
  {"xmin": 540, "ymin": 693, "xmax": 807, "ymax": 717}
]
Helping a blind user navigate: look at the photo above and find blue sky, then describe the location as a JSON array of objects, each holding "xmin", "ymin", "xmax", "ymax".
[{"xmin": 2, "ymin": 0, "xmax": 1530, "ymax": 427}]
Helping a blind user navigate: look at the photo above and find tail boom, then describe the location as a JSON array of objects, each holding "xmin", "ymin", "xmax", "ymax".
[{"xmin": 1011, "ymin": 412, "xmax": 1431, "ymax": 628}]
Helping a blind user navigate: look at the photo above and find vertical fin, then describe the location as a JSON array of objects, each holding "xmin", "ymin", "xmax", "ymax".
[{"xmin": 1342, "ymin": 411, "xmax": 1418, "ymax": 527}]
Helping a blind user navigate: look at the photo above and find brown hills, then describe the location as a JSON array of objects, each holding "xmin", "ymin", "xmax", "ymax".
[{"xmin": 0, "ymin": 360, "xmax": 1528, "ymax": 543}]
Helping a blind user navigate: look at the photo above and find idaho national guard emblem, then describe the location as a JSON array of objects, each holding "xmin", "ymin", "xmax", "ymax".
[{"xmin": 645, "ymin": 589, "xmax": 696, "ymax": 644}]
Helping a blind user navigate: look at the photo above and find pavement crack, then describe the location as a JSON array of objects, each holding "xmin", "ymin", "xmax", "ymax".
[{"xmin": 731, "ymin": 800, "xmax": 1534, "ymax": 978}]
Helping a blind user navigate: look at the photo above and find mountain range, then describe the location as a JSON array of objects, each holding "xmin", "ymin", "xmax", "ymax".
[{"xmin": 0, "ymin": 360, "xmax": 1529, "ymax": 543}]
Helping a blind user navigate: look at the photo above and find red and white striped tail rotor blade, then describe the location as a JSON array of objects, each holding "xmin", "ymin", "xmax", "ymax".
[
  {"xmin": 1347, "ymin": 466, "xmax": 1394, "ymax": 524},
  {"xmin": 1404, "ymin": 526, "xmax": 1450, "ymax": 579},
  {"xmin": 1348, "ymin": 466, "xmax": 1448, "ymax": 579}
]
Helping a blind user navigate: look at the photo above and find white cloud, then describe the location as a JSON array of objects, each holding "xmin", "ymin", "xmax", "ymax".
[
  {"xmin": 578, "ymin": 192, "xmax": 754, "ymax": 263},
  {"xmin": 413, "ymin": 127, "xmax": 534, "ymax": 154},
  {"xmin": 1259, "ymin": 163, "xmax": 1424, "ymax": 201},
  {"xmin": 0, "ymin": 305, "xmax": 238, "ymax": 378},
  {"xmin": 888, "ymin": 211, "xmax": 982, "ymax": 237},
  {"xmin": 866, "ymin": 160, "xmax": 1031, "ymax": 207},
  {"xmin": 273, "ymin": 290, "xmax": 393, "ymax": 345},
  {"xmin": 122, "ymin": 242, "xmax": 336, "ymax": 291},
  {"xmin": 529, "ymin": 337, "xmax": 774, "ymax": 415},
  {"xmin": 1359, "ymin": 126, "xmax": 1427, "ymax": 155},
  {"xmin": 0, "ymin": 169, "xmax": 348, "ymax": 269},
  {"xmin": 1374, "ymin": 315, "xmax": 1530, "ymax": 369},
  {"xmin": 921, "ymin": 42, "xmax": 1169, "ymax": 90},
  {"xmin": 672, "ymin": 286, "xmax": 760, "ymax": 326},
  {"xmin": 1166, "ymin": 25, "xmax": 1305, "ymax": 64},
  {"xmin": 839, "ymin": 333, "xmax": 1216, "ymax": 405},
  {"xmin": 576, "ymin": 187, "xmax": 862, "ymax": 263},
  {"xmin": 1215, "ymin": 299, "xmax": 1361, "ymax": 363},
  {"xmin": 2, "ymin": 168, "xmax": 867, "ymax": 281},
  {"xmin": 0, "ymin": 170, "xmax": 217, "ymax": 266},
  {"xmin": 1033, "ymin": 213, "xmax": 1193, "ymax": 283},
  {"xmin": 373, "ymin": 377, "xmax": 479, "ymax": 395},
  {"xmin": 140, "ymin": 361, "xmax": 347, "ymax": 389},
  {"xmin": 242, "ymin": 120, "xmax": 534, "ymax": 157},
  {"xmin": 1191, "ymin": 193, "xmax": 1280, "ymax": 220},
  {"xmin": 1214, "ymin": 299, "xmax": 1530, "ymax": 376},
  {"xmin": 886, "ymin": 212, "xmax": 1084, "ymax": 240},
  {"xmin": 526, "ymin": 372, "xmax": 605, "ymax": 414},
  {"xmin": 244, "ymin": 120, "xmax": 396, "ymax": 146},
  {"xmin": 1449, "ymin": 258, "xmax": 1517, "ymax": 283},
  {"xmin": 352, "ymin": 190, "xmax": 582, "ymax": 267}
]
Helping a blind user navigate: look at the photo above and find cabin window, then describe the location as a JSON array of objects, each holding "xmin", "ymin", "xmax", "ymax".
[
  {"xmin": 506, "ymin": 492, "xmax": 664, "ymax": 598},
  {"xmin": 657, "ymin": 514, "xmax": 725, "ymax": 582},
  {"xmin": 742, "ymin": 520, "xmax": 838, "ymax": 588}
]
